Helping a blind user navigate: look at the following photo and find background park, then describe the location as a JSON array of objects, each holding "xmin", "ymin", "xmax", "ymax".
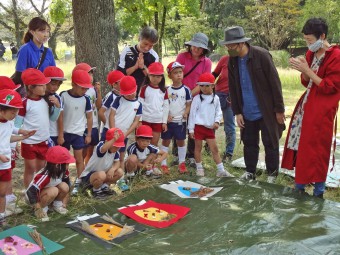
[{"xmin": 0, "ymin": 0, "xmax": 340, "ymax": 243}]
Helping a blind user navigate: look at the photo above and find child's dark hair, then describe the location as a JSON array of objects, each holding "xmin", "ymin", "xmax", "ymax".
[
  {"xmin": 302, "ymin": 18, "xmax": 328, "ymax": 39},
  {"xmin": 199, "ymin": 86, "xmax": 215, "ymax": 104},
  {"xmin": 137, "ymin": 136, "xmax": 152, "ymax": 140},
  {"xmin": 26, "ymin": 85, "xmax": 54, "ymax": 115},
  {"xmin": 23, "ymin": 17, "xmax": 50, "ymax": 44},
  {"xmin": 139, "ymin": 26, "xmax": 159, "ymax": 44},
  {"xmin": 143, "ymin": 75, "xmax": 166, "ymax": 93},
  {"xmin": 186, "ymin": 45, "xmax": 209, "ymax": 57},
  {"xmin": 41, "ymin": 162, "xmax": 67, "ymax": 179}
]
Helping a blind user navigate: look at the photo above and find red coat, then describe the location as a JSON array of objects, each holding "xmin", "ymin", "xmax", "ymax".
[{"xmin": 281, "ymin": 46, "xmax": 340, "ymax": 184}]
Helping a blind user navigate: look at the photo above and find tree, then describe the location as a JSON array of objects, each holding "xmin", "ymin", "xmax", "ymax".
[
  {"xmin": 245, "ymin": 0, "xmax": 301, "ymax": 50},
  {"xmin": 72, "ymin": 0, "xmax": 119, "ymax": 93}
]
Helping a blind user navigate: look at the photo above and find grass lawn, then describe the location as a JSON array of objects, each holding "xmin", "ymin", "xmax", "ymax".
[{"xmin": 0, "ymin": 56, "xmax": 339, "ymax": 227}]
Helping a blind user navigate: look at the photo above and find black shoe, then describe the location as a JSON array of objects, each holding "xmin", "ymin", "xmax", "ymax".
[
  {"xmin": 92, "ymin": 189, "xmax": 109, "ymax": 199},
  {"xmin": 222, "ymin": 153, "xmax": 232, "ymax": 163},
  {"xmin": 101, "ymin": 186, "xmax": 116, "ymax": 195},
  {"xmin": 240, "ymin": 171, "xmax": 255, "ymax": 180}
]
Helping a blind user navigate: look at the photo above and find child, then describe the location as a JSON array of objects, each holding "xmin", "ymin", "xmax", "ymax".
[
  {"xmin": 60, "ymin": 69, "xmax": 93, "ymax": 195},
  {"xmin": 73, "ymin": 63, "xmax": 102, "ymax": 166},
  {"xmin": 26, "ymin": 146, "xmax": 75, "ymax": 222},
  {"xmin": 125, "ymin": 125, "xmax": 168, "ymax": 178},
  {"xmin": 160, "ymin": 62, "xmax": 192, "ymax": 174},
  {"xmin": 98, "ymin": 70, "xmax": 125, "ymax": 141},
  {"xmin": 15, "ymin": 68, "xmax": 61, "ymax": 188},
  {"xmin": 80, "ymin": 128, "xmax": 125, "ymax": 198},
  {"xmin": 43, "ymin": 66, "xmax": 66, "ymax": 146},
  {"xmin": 0, "ymin": 89, "xmax": 35, "ymax": 225},
  {"xmin": 188, "ymin": 73, "xmax": 233, "ymax": 178},
  {"xmin": 139, "ymin": 62, "xmax": 169, "ymax": 146},
  {"xmin": 109, "ymin": 76, "xmax": 142, "ymax": 168}
]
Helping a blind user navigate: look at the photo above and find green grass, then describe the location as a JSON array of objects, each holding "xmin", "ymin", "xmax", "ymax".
[{"xmin": 1, "ymin": 55, "xmax": 340, "ymax": 227}]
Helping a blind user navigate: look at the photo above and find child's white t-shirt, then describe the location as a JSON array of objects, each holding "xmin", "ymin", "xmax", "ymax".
[
  {"xmin": 126, "ymin": 142, "xmax": 159, "ymax": 162},
  {"xmin": 49, "ymin": 93, "xmax": 63, "ymax": 137},
  {"xmin": 101, "ymin": 91, "xmax": 119, "ymax": 130},
  {"xmin": 111, "ymin": 96, "xmax": 142, "ymax": 133},
  {"xmin": 167, "ymin": 84, "xmax": 192, "ymax": 123},
  {"xmin": 85, "ymin": 87, "xmax": 99, "ymax": 129},
  {"xmin": 80, "ymin": 141, "xmax": 120, "ymax": 177},
  {"xmin": 19, "ymin": 97, "xmax": 50, "ymax": 144},
  {"xmin": 139, "ymin": 85, "xmax": 169, "ymax": 124},
  {"xmin": 60, "ymin": 91, "xmax": 92, "ymax": 136},
  {"xmin": 0, "ymin": 121, "xmax": 18, "ymax": 170}
]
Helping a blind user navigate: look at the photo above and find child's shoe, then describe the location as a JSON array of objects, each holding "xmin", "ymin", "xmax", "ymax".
[
  {"xmin": 216, "ymin": 170, "xmax": 234, "ymax": 177},
  {"xmin": 178, "ymin": 162, "xmax": 188, "ymax": 174},
  {"xmin": 196, "ymin": 168, "xmax": 205, "ymax": 177},
  {"xmin": 34, "ymin": 208, "xmax": 49, "ymax": 222},
  {"xmin": 117, "ymin": 179, "xmax": 130, "ymax": 191},
  {"xmin": 188, "ymin": 158, "xmax": 196, "ymax": 168},
  {"xmin": 53, "ymin": 205, "xmax": 68, "ymax": 215},
  {"xmin": 5, "ymin": 203, "xmax": 23, "ymax": 217},
  {"xmin": 91, "ymin": 189, "xmax": 108, "ymax": 199},
  {"xmin": 101, "ymin": 186, "xmax": 116, "ymax": 196},
  {"xmin": 161, "ymin": 165, "xmax": 170, "ymax": 174},
  {"xmin": 152, "ymin": 167, "xmax": 163, "ymax": 176}
]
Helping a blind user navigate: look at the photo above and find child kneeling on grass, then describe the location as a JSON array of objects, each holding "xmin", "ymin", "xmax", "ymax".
[
  {"xmin": 188, "ymin": 73, "xmax": 233, "ymax": 178},
  {"xmin": 79, "ymin": 128, "xmax": 124, "ymax": 199},
  {"xmin": 125, "ymin": 125, "xmax": 168, "ymax": 178},
  {"xmin": 26, "ymin": 146, "xmax": 75, "ymax": 222}
]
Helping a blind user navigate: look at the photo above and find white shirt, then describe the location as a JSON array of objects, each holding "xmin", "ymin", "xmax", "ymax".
[
  {"xmin": 18, "ymin": 97, "xmax": 50, "ymax": 144},
  {"xmin": 188, "ymin": 94, "xmax": 222, "ymax": 133},
  {"xmin": 80, "ymin": 141, "xmax": 120, "ymax": 177},
  {"xmin": 0, "ymin": 121, "xmax": 18, "ymax": 170},
  {"xmin": 139, "ymin": 85, "xmax": 169, "ymax": 124},
  {"xmin": 49, "ymin": 93, "xmax": 63, "ymax": 137},
  {"xmin": 167, "ymin": 84, "xmax": 192, "ymax": 123},
  {"xmin": 85, "ymin": 88, "xmax": 99, "ymax": 128},
  {"xmin": 101, "ymin": 91, "xmax": 119, "ymax": 130},
  {"xmin": 127, "ymin": 142, "xmax": 159, "ymax": 162},
  {"xmin": 111, "ymin": 96, "xmax": 142, "ymax": 133},
  {"xmin": 60, "ymin": 91, "xmax": 92, "ymax": 136}
]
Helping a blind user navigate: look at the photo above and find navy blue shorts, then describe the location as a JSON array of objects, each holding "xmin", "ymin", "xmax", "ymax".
[
  {"xmin": 161, "ymin": 122, "xmax": 187, "ymax": 141},
  {"xmin": 50, "ymin": 136, "xmax": 58, "ymax": 146},
  {"xmin": 83, "ymin": 127, "xmax": 100, "ymax": 146},
  {"xmin": 100, "ymin": 127, "xmax": 108, "ymax": 141},
  {"xmin": 63, "ymin": 133, "xmax": 85, "ymax": 150}
]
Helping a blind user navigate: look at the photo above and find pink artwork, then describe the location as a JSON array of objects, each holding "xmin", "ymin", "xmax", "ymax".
[{"xmin": 0, "ymin": 235, "xmax": 41, "ymax": 255}]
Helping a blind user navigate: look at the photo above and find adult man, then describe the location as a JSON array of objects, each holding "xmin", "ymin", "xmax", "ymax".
[
  {"xmin": 0, "ymin": 40, "xmax": 6, "ymax": 61},
  {"xmin": 220, "ymin": 26, "xmax": 285, "ymax": 183}
]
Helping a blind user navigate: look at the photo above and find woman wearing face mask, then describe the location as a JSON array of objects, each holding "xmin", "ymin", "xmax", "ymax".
[
  {"xmin": 282, "ymin": 18, "xmax": 340, "ymax": 198},
  {"xmin": 13, "ymin": 17, "xmax": 56, "ymax": 95}
]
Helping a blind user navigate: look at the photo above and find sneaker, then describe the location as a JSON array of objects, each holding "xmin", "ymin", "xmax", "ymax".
[
  {"xmin": 152, "ymin": 167, "xmax": 163, "ymax": 176},
  {"xmin": 216, "ymin": 170, "xmax": 234, "ymax": 177},
  {"xmin": 71, "ymin": 183, "xmax": 80, "ymax": 196},
  {"xmin": 6, "ymin": 194, "xmax": 17, "ymax": 204},
  {"xmin": 196, "ymin": 168, "xmax": 205, "ymax": 177},
  {"xmin": 117, "ymin": 179, "xmax": 129, "ymax": 192},
  {"xmin": 267, "ymin": 176, "xmax": 277, "ymax": 184},
  {"xmin": 222, "ymin": 153, "xmax": 232, "ymax": 163},
  {"xmin": 188, "ymin": 158, "xmax": 196, "ymax": 168},
  {"xmin": 53, "ymin": 205, "xmax": 68, "ymax": 215},
  {"xmin": 178, "ymin": 162, "xmax": 188, "ymax": 174},
  {"xmin": 240, "ymin": 171, "xmax": 255, "ymax": 180},
  {"xmin": 101, "ymin": 186, "xmax": 116, "ymax": 196},
  {"xmin": 92, "ymin": 189, "xmax": 109, "ymax": 199},
  {"xmin": 34, "ymin": 208, "xmax": 49, "ymax": 222},
  {"xmin": 5, "ymin": 203, "xmax": 23, "ymax": 217},
  {"xmin": 161, "ymin": 165, "xmax": 170, "ymax": 174},
  {"xmin": 170, "ymin": 156, "xmax": 179, "ymax": 166}
]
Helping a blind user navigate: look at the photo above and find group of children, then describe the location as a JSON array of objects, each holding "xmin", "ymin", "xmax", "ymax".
[{"xmin": 0, "ymin": 59, "xmax": 233, "ymax": 223}]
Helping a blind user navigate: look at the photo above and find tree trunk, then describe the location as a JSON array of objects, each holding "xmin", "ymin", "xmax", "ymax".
[
  {"xmin": 48, "ymin": 23, "xmax": 61, "ymax": 60},
  {"xmin": 72, "ymin": 0, "xmax": 117, "ymax": 95}
]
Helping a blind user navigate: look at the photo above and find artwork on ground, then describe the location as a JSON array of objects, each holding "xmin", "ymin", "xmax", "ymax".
[{"xmin": 0, "ymin": 235, "xmax": 41, "ymax": 255}]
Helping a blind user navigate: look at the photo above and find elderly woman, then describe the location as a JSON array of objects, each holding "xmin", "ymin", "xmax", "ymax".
[{"xmin": 281, "ymin": 18, "xmax": 340, "ymax": 198}]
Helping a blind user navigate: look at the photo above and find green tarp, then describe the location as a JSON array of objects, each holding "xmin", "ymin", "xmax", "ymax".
[{"xmin": 36, "ymin": 177, "xmax": 340, "ymax": 254}]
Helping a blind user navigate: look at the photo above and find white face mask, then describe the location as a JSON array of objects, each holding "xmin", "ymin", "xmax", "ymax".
[{"xmin": 308, "ymin": 39, "xmax": 323, "ymax": 52}]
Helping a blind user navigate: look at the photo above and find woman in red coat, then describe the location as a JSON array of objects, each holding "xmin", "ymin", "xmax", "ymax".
[{"xmin": 281, "ymin": 18, "xmax": 340, "ymax": 198}]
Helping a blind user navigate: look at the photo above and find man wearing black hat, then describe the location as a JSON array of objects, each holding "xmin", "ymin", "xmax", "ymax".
[
  {"xmin": 0, "ymin": 39, "xmax": 6, "ymax": 61},
  {"xmin": 220, "ymin": 26, "xmax": 285, "ymax": 183}
]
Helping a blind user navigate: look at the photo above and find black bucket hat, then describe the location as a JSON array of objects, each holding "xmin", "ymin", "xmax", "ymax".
[{"xmin": 219, "ymin": 26, "xmax": 251, "ymax": 45}]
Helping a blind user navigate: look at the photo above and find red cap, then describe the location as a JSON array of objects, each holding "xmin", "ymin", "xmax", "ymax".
[
  {"xmin": 22, "ymin": 68, "xmax": 51, "ymax": 86},
  {"xmin": 197, "ymin": 72, "xmax": 215, "ymax": 85},
  {"xmin": 106, "ymin": 128, "xmax": 125, "ymax": 147},
  {"xmin": 107, "ymin": 70, "xmax": 125, "ymax": 85},
  {"xmin": 0, "ymin": 76, "xmax": 21, "ymax": 91},
  {"xmin": 136, "ymin": 125, "xmax": 153, "ymax": 138},
  {"xmin": 72, "ymin": 70, "xmax": 93, "ymax": 88},
  {"xmin": 45, "ymin": 145, "xmax": 76, "ymax": 164},
  {"xmin": 43, "ymin": 66, "xmax": 66, "ymax": 81},
  {"xmin": 166, "ymin": 61, "xmax": 185, "ymax": 74},
  {"xmin": 0, "ymin": 89, "xmax": 23, "ymax": 108},
  {"xmin": 73, "ymin": 63, "xmax": 96, "ymax": 73},
  {"xmin": 148, "ymin": 62, "xmax": 164, "ymax": 75},
  {"xmin": 120, "ymin": 76, "xmax": 137, "ymax": 95}
]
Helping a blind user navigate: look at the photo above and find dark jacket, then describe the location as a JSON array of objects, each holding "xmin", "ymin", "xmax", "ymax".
[{"xmin": 228, "ymin": 44, "xmax": 285, "ymax": 147}]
